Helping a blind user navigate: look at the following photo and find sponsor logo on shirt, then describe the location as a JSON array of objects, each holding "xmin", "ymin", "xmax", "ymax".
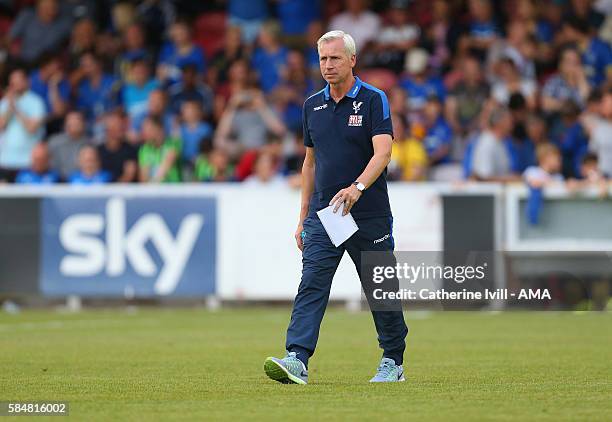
[
  {"xmin": 348, "ymin": 115, "xmax": 363, "ymax": 126},
  {"xmin": 313, "ymin": 104, "xmax": 328, "ymax": 111}
]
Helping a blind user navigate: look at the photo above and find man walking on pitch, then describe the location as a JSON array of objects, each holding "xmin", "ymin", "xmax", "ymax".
[{"xmin": 264, "ymin": 31, "xmax": 408, "ymax": 384}]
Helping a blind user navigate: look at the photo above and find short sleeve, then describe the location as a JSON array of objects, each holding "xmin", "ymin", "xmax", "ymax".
[
  {"xmin": 370, "ymin": 91, "xmax": 393, "ymax": 138},
  {"xmin": 302, "ymin": 102, "xmax": 313, "ymax": 147}
]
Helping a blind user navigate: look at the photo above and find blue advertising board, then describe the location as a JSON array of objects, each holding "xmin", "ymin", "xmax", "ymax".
[{"xmin": 40, "ymin": 196, "xmax": 216, "ymax": 297}]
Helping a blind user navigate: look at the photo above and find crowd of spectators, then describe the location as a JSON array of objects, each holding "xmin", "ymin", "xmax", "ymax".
[{"xmin": 0, "ymin": 0, "xmax": 611, "ymax": 187}]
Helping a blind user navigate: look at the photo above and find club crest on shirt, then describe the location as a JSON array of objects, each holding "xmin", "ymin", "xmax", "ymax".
[
  {"xmin": 352, "ymin": 101, "xmax": 363, "ymax": 113},
  {"xmin": 348, "ymin": 114, "xmax": 363, "ymax": 126}
]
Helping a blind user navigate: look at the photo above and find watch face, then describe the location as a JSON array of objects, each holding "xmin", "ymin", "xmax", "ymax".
[{"xmin": 357, "ymin": 182, "xmax": 365, "ymax": 191}]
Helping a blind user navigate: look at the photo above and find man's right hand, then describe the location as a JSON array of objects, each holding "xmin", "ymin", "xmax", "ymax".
[{"xmin": 295, "ymin": 223, "xmax": 305, "ymax": 251}]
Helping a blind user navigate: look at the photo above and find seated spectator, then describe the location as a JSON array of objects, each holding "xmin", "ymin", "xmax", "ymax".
[
  {"xmin": 209, "ymin": 25, "xmax": 246, "ymax": 87},
  {"xmin": 228, "ymin": 0, "xmax": 269, "ymax": 44},
  {"xmin": 48, "ymin": 111, "xmax": 90, "ymax": 181},
  {"xmin": 214, "ymin": 89, "xmax": 286, "ymax": 159},
  {"xmin": 461, "ymin": 0, "xmax": 500, "ymax": 61},
  {"xmin": 168, "ymin": 63, "xmax": 214, "ymax": 117},
  {"xmin": 562, "ymin": 16, "xmax": 612, "ymax": 87},
  {"xmin": 251, "ymin": 20, "xmax": 288, "ymax": 94},
  {"xmin": 74, "ymin": 52, "xmax": 121, "ymax": 129},
  {"xmin": 277, "ymin": 0, "xmax": 320, "ymax": 37},
  {"xmin": 551, "ymin": 101, "xmax": 589, "ymax": 178},
  {"xmin": 0, "ymin": 68, "xmax": 46, "ymax": 182},
  {"xmin": 422, "ymin": 95, "xmax": 453, "ymax": 165},
  {"xmin": 389, "ymin": 114, "xmax": 428, "ymax": 181},
  {"xmin": 445, "ymin": 55, "xmax": 490, "ymax": 137},
  {"xmin": 271, "ymin": 49, "xmax": 313, "ymax": 131},
  {"xmin": 471, "ymin": 107, "xmax": 519, "ymax": 181},
  {"xmin": 8, "ymin": 0, "xmax": 73, "ymax": 64},
  {"xmin": 97, "ymin": 112, "xmax": 138, "ymax": 182},
  {"xmin": 116, "ymin": 22, "xmax": 153, "ymax": 81},
  {"xmin": 364, "ymin": 0, "xmax": 419, "ymax": 73},
  {"xmin": 67, "ymin": 18, "xmax": 97, "ymax": 72},
  {"xmin": 138, "ymin": 116, "xmax": 182, "ymax": 183},
  {"xmin": 582, "ymin": 88, "xmax": 612, "ymax": 177},
  {"xmin": 128, "ymin": 89, "xmax": 176, "ymax": 144},
  {"xmin": 179, "ymin": 100, "xmax": 213, "ymax": 163},
  {"xmin": 523, "ymin": 143, "xmax": 564, "ymax": 188},
  {"xmin": 328, "ymin": 0, "xmax": 380, "ymax": 53},
  {"xmin": 194, "ymin": 147, "xmax": 235, "ymax": 182},
  {"xmin": 122, "ymin": 58, "xmax": 160, "ymax": 121},
  {"xmin": 542, "ymin": 47, "xmax": 591, "ymax": 114},
  {"xmin": 491, "ymin": 58, "xmax": 536, "ymax": 109},
  {"xmin": 68, "ymin": 145, "xmax": 112, "ymax": 185},
  {"xmin": 400, "ymin": 48, "xmax": 446, "ymax": 120},
  {"xmin": 29, "ymin": 53, "xmax": 70, "ymax": 135},
  {"xmin": 15, "ymin": 144, "xmax": 59, "ymax": 184},
  {"xmin": 157, "ymin": 19, "xmax": 207, "ymax": 88},
  {"xmin": 243, "ymin": 151, "xmax": 285, "ymax": 186}
]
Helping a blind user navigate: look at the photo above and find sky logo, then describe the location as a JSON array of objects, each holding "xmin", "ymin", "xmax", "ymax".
[{"xmin": 41, "ymin": 196, "xmax": 216, "ymax": 297}]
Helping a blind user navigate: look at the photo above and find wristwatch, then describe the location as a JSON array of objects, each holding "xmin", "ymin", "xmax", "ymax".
[{"xmin": 353, "ymin": 181, "xmax": 366, "ymax": 192}]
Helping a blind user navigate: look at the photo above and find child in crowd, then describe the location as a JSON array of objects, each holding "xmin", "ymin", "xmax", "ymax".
[
  {"xmin": 180, "ymin": 100, "xmax": 213, "ymax": 164},
  {"xmin": 389, "ymin": 113, "xmax": 428, "ymax": 181},
  {"xmin": 523, "ymin": 143, "xmax": 563, "ymax": 224},
  {"xmin": 194, "ymin": 146, "xmax": 235, "ymax": 182},
  {"xmin": 138, "ymin": 116, "xmax": 182, "ymax": 183}
]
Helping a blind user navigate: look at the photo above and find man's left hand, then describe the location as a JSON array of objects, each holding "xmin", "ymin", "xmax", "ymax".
[{"xmin": 330, "ymin": 184, "xmax": 362, "ymax": 215}]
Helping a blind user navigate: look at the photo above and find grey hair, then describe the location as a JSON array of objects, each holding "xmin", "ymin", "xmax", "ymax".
[{"xmin": 317, "ymin": 30, "xmax": 356, "ymax": 57}]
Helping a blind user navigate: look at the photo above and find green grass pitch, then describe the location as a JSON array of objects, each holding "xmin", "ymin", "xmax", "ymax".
[{"xmin": 1, "ymin": 308, "xmax": 610, "ymax": 421}]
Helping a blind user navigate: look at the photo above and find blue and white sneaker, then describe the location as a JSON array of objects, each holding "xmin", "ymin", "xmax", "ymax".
[
  {"xmin": 264, "ymin": 352, "xmax": 308, "ymax": 385},
  {"xmin": 369, "ymin": 357, "xmax": 405, "ymax": 382}
]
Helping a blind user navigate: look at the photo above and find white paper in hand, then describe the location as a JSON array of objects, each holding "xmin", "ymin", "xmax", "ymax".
[{"xmin": 316, "ymin": 202, "xmax": 359, "ymax": 247}]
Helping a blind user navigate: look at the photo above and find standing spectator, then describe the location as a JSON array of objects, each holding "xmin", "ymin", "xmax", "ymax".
[
  {"xmin": 328, "ymin": 0, "xmax": 380, "ymax": 53},
  {"xmin": 157, "ymin": 19, "xmax": 207, "ymax": 88},
  {"xmin": 487, "ymin": 20, "xmax": 534, "ymax": 82},
  {"xmin": 542, "ymin": 47, "xmax": 591, "ymax": 113},
  {"xmin": 228, "ymin": 0, "xmax": 269, "ymax": 43},
  {"xmin": 48, "ymin": 111, "xmax": 90, "ymax": 180},
  {"xmin": 15, "ymin": 143, "xmax": 59, "ymax": 184},
  {"xmin": 445, "ymin": 55, "xmax": 490, "ymax": 137},
  {"xmin": 138, "ymin": 116, "xmax": 182, "ymax": 183},
  {"xmin": 74, "ymin": 52, "xmax": 121, "ymax": 129},
  {"xmin": 169, "ymin": 63, "xmax": 214, "ymax": 117},
  {"xmin": 552, "ymin": 101, "xmax": 589, "ymax": 178},
  {"xmin": 471, "ymin": 107, "xmax": 518, "ymax": 181},
  {"xmin": 251, "ymin": 21, "xmax": 288, "ymax": 94},
  {"xmin": 8, "ymin": 0, "xmax": 73, "ymax": 64},
  {"xmin": 29, "ymin": 53, "xmax": 70, "ymax": 135},
  {"xmin": 179, "ymin": 100, "xmax": 213, "ymax": 163},
  {"xmin": 68, "ymin": 145, "xmax": 112, "ymax": 184},
  {"xmin": 0, "ymin": 69, "xmax": 46, "ymax": 182},
  {"xmin": 562, "ymin": 16, "xmax": 612, "ymax": 87},
  {"xmin": 400, "ymin": 48, "xmax": 446, "ymax": 119},
  {"xmin": 97, "ymin": 112, "xmax": 138, "ymax": 183},
  {"xmin": 122, "ymin": 58, "xmax": 160, "ymax": 121},
  {"xmin": 271, "ymin": 49, "xmax": 313, "ymax": 131}
]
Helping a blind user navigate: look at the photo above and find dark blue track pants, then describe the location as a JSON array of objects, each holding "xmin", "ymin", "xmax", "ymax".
[{"xmin": 285, "ymin": 213, "xmax": 408, "ymax": 365}]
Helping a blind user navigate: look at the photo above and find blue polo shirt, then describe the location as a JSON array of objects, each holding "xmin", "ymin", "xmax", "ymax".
[{"xmin": 303, "ymin": 77, "xmax": 393, "ymax": 219}]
